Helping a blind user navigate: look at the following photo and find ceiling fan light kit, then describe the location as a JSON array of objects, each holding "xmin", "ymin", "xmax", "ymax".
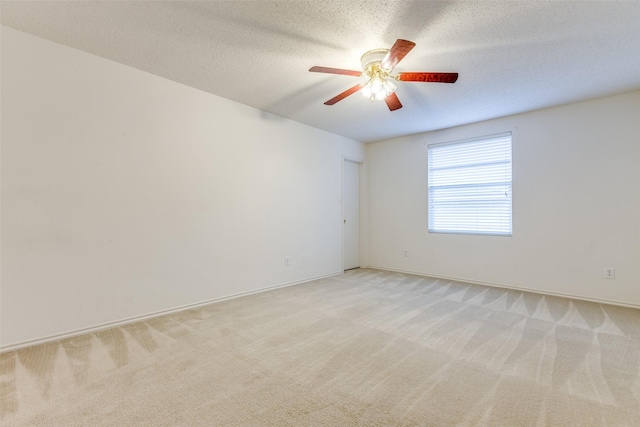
[
  {"xmin": 360, "ymin": 48, "xmax": 397, "ymax": 101},
  {"xmin": 309, "ymin": 39, "xmax": 458, "ymax": 111}
]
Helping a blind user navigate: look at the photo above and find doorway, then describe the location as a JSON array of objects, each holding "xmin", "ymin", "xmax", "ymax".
[{"xmin": 343, "ymin": 159, "xmax": 360, "ymax": 271}]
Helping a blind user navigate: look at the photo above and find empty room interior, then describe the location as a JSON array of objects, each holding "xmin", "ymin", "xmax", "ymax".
[{"xmin": 1, "ymin": 2, "xmax": 640, "ymax": 426}]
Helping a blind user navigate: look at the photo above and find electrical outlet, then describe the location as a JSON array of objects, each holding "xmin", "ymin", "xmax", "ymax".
[
  {"xmin": 604, "ymin": 267, "xmax": 615, "ymax": 279},
  {"xmin": 285, "ymin": 256, "xmax": 290, "ymax": 266},
  {"xmin": 403, "ymin": 249, "xmax": 408, "ymax": 257}
]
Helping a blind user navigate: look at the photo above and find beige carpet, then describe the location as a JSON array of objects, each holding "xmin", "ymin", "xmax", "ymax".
[{"xmin": 1, "ymin": 268, "xmax": 639, "ymax": 426}]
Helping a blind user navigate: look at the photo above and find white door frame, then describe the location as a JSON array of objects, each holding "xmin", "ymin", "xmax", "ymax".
[{"xmin": 342, "ymin": 155, "xmax": 367, "ymax": 271}]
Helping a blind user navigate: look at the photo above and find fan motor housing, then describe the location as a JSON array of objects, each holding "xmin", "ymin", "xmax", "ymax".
[{"xmin": 361, "ymin": 49, "xmax": 390, "ymax": 74}]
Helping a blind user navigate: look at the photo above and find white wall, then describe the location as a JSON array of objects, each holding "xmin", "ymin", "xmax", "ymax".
[
  {"xmin": 0, "ymin": 27, "xmax": 364, "ymax": 348},
  {"xmin": 367, "ymin": 90, "xmax": 640, "ymax": 306}
]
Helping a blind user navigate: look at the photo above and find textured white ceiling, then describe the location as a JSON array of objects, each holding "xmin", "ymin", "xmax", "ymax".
[{"xmin": 2, "ymin": 1, "xmax": 640, "ymax": 143}]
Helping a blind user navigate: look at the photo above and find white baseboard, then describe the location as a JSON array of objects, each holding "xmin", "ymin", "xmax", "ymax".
[
  {"xmin": 5, "ymin": 266, "xmax": 636, "ymax": 353},
  {"xmin": 366, "ymin": 265, "xmax": 640, "ymax": 310},
  {"xmin": 0, "ymin": 271, "xmax": 343, "ymax": 353}
]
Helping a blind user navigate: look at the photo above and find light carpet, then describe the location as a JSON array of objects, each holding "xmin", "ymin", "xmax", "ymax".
[{"xmin": 1, "ymin": 268, "xmax": 639, "ymax": 426}]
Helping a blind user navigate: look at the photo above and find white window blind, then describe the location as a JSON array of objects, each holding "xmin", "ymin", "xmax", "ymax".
[{"xmin": 428, "ymin": 133, "xmax": 512, "ymax": 236}]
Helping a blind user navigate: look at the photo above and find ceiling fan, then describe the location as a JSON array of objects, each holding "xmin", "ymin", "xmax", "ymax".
[{"xmin": 309, "ymin": 39, "xmax": 458, "ymax": 111}]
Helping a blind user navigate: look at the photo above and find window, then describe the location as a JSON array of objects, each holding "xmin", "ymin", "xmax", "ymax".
[{"xmin": 428, "ymin": 133, "xmax": 512, "ymax": 236}]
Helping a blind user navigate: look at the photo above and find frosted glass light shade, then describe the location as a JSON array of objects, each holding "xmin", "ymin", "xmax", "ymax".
[{"xmin": 361, "ymin": 76, "xmax": 396, "ymax": 101}]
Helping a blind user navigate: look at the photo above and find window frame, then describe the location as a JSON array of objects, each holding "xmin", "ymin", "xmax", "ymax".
[{"xmin": 427, "ymin": 132, "xmax": 513, "ymax": 237}]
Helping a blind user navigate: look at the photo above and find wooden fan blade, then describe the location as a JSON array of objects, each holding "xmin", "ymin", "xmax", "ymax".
[
  {"xmin": 396, "ymin": 72, "xmax": 459, "ymax": 83},
  {"xmin": 309, "ymin": 66, "xmax": 363, "ymax": 77},
  {"xmin": 384, "ymin": 92, "xmax": 403, "ymax": 111},
  {"xmin": 381, "ymin": 39, "xmax": 416, "ymax": 71},
  {"xmin": 324, "ymin": 84, "xmax": 363, "ymax": 105}
]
